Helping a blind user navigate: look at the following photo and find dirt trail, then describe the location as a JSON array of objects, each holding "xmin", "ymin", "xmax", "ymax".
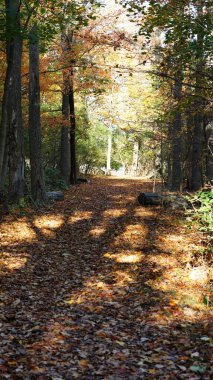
[{"xmin": 0, "ymin": 177, "xmax": 212, "ymax": 379}]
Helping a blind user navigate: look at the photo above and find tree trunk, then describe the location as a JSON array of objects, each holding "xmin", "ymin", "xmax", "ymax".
[
  {"xmin": 132, "ymin": 138, "xmax": 139, "ymax": 176},
  {"xmin": 205, "ymin": 122, "xmax": 213, "ymax": 184},
  {"xmin": 28, "ymin": 25, "xmax": 46, "ymax": 204},
  {"xmin": 0, "ymin": 147, "xmax": 8, "ymax": 194},
  {"xmin": 0, "ymin": 0, "xmax": 11, "ymax": 189},
  {"xmin": 60, "ymin": 93, "xmax": 70, "ymax": 186},
  {"xmin": 61, "ymin": 31, "xmax": 77, "ymax": 185},
  {"xmin": 106, "ymin": 126, "xmax": 112, "ymax": 175},
  {"xmin": 69, "ymin": 78, "xmax": 77, "ymax": 185},
  {"xmin": 171, "ymin": 76, "xmax": 182, "ymax": 191},
  {"xmin": 1, "ymin": 0, "xmax": 24, "ymax": 200},
  {"xmin": 190, "ymin": 3, "xmax": 205, "ymax": 191},
  {"xmin": 190, "ymin": 109, "xmax": 204, "ymax": 190},
  {"xmin": 0, "ymin": 56, "xmax": 11, "ymax": 189},
  {"xmin": 166, "ymin": 123, "xmax": 172, "ymax": 189},
  {"xmin": 7, "ymin": 0, "xmax": 25, "ymax": 202}
]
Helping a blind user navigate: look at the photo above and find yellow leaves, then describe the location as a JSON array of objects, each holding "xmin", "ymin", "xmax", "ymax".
[
  {"xmin": 0, "ymin": 220, "xmax": 36, "ymax": 244},
  {"xmin": 103, "ymin": 208, "xmax": 126, "ymax": 218},
  {"xmin": 89, "ymin": 226, "xmax": 106, "ymax": 237},
  {"xmin": 149, "ymin": 369, "xmax": 157, "ymax": 374},
  {"xmin": 68, "ymin": 211, "xmax": 93, "ymax": 224},
  {"xmin": 34, "ymin": 215, "xmax": 64, "ymax": 230},
  {"xmin": 0, "ymin": 256, "xmax": 28, "ymax": 271},
  {"xmin": 168, "ymin": 300, "xmax": 179, "ymax": 308},
  {"xmin": 7, "ymin": 361, "xmax": 17, "ymax": 366},
  {"xmin": 104, "ymin": 251, "xmax": 143, "ymax": 264}
]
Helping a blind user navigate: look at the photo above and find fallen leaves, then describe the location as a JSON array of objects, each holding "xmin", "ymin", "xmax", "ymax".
[
  {"xmin": 78, "ymin": 359, "xmax": 90, "ymax": 369},
  {"xmin": 0, "ymin": 177, "xmax": 212, "ymax": 379}
]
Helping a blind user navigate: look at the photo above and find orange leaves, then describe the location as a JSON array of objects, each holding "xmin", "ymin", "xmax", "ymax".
[
  {"xmin": 168, "ymin": 300, "xmax": 179, "ymax": 308},
  {"xmin": 78, "ymin": 359, "xmax": 90, "ymax": 369},
  {"xmin": 96, "ymin": 330, "xmax": 109, "ymax": 338},
  {"xmin": 0, "ymin": 177, "xmax": 212, "ymax": 378}
]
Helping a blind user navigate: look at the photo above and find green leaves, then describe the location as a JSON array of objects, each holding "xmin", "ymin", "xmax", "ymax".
[
  {"xmin": 190, "ymin": 365, "xmax": 206, "ymax": 374},
  {"xmin": 185, "ymin": 190, "xmax": 213, "ymax": 233}
]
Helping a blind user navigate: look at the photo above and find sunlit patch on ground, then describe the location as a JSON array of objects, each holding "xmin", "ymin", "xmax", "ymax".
[
  {"xmin": 0, "ymin": 219, "xmax": 36, "ymax": 243},
  {"xmin": 65, "ymin": 270, "xmax": 135, "ymax": 306},
  {"xmin": 89, "ymin": 226, "xmax": 106, "ymax": 237},
  {"xmin": 34, "ymin": 215, "xmax": 64, "ymax": 230},
  {"xmin": 188, "ymin": 266, "xmax": 209, "ymax": 284},
  {"xmin": 104, "ymin": 251, "xmax": 144, "ymax": 263},
  {"xmin": 114, "ymin": 223, "xmax": 148, "ymax": 248},
  {"xmin": 114, "ymin": 270, "xmax": 134, "ymax": 285},
  {"xmin": 134, "ymin": 209, "xmax": 155, "ymax": 218},
  {"xmin": 39, "ymin": 228, "xmax": 56, "ymax": 238},
  {"xmin": 103, "ymin": 208, "xmax": 127, "ymax": 218},
  {"xmin": 0, "ymin": 253, "xmax": 28, "ymax": 270},
  {"xmin": 165, "ymin": 234, "xmax": 186, "ymax": 242},
  {"xmin": 68, "ymin": 211, "xmax": 93, "ymax": 224},
  {"xmin": 65, "ymin": 279, "xmax": 115, "ymax": 305}
]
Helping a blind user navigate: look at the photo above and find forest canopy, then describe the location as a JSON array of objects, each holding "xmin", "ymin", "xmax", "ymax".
[{"xmin": 0, "ymin": 0, "xmax": 212, "ymax": 205}]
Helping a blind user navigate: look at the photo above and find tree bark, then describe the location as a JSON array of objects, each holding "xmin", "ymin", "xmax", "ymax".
[
  {"xmin": 190, "ymin": 3, "xmax": 205, "ymax": 191},
  {"xmin": 61, "ymin": 31, "xmax": 77, "ymax": 185},
  {"xmin": 28, "ymin": 25, "xmax": 46, "ymax": 204},
  {"xmin": 0, "ymin": 147, "xmax": 8, "ymax": 194},
  {"xmin": 0, "ymin": 55, "xmax": 11, "ymax": 189},
  {"xmin": 60, "ymin": 92, "xmax": 70, "ymax": 186},
  {"xmin": 106, "ymin": 126, "xmax": 112, "ymax": 175},
  {"xmin": 190, "ymin": 107, "xmax": 204, "ymax": 190},
  {"xmin": 0, "ymin": 0, "xmax": 24, "ymax": 199},
  {"xmin": 205, "ymin": 122, "xmax": 213, "ymax": 184},
  {"xmin": 6, "ymin": 0, "xmax": 25, "ymax": 202},
  {"xmin": 166, "ymin": 123, "xmax": 172, "ymax": 188},
  {"xmin": 132, "ymin": 138, "xmax": 139, "ymax": 176},
  {"xmin": 69, "ymin": 76, "xmax": 77, "ymax": 185},
  {"xmin": 171, "ymin": 76, "xmax": 182, "ymax": 191}
]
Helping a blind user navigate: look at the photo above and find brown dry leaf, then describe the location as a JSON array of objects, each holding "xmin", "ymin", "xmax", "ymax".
[
  {"xmin": 78, "ymin": 359, "xmax": 90, "ymax": 369},
  {"xmin": 0, "ymin": 177, "xmax": 212, "ymax": 379}
]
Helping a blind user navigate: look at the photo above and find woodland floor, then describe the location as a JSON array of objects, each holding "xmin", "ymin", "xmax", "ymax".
[{"xmin": 0, "ymin": 177, "xmax": 212, "ymax": 380}]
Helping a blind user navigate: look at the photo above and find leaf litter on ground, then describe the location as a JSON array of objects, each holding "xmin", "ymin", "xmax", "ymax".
[{"xmin": 0, "ymin": 177, "xmax": 212, "ymax": 379}]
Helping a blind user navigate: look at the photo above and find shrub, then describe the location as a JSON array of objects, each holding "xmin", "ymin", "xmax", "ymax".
[
  {"xmin": 44, "ymin": 167, "xmax": 68, "ymax": 191},
  {"xmin": 186, "ymin": 190, "xmax": 213, "ymax": 233}
]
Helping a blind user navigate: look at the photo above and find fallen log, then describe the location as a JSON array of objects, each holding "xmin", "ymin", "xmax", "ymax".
[
  {"xmin": 138, "ymin": 192, "xmax": 190, "ymax": 209},
  {"xmin": 46, "ymin": 191, "xmax": 64, "ymax": 201},
  {"xmin": 138, "ymin": 192, "xmax": 162, "ymax": 206}
]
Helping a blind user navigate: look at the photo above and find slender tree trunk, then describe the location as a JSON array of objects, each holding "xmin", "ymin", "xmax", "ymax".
[
  {"xmin": 166, "ymin": 123, "xmax": 172, "ymax": 188},
  {"xmin": 183, "ymin": 112, "xmax": 193, "ymax": 189},
  {"xmin": 190, "ymin": 3, "xmax": 205, "ymax": 191},
  {"xmin": 106, "ymin": 126, "xmax": 112, "ymax": 175},
  {"xmin": 28, "ymin": 25, "xmax": 46, "ymax": 204},
  {"xmin": 0, "ymin": 59, "xmax": 12, "ymax": 189},
  {"xmin": 205, "ymin": 122, "xmax": 213, "ymax": 184},
  {"xmin": 132, "ymin": 138, "xmax": 139, "ymax": 176},
  {"xmin": 7, "ymin": 0, "xmax": 25, "ymax": 202},
  {"xmin": 60, "ymin": 92, "xmax": 70, "ymax": 186},
  {"xmin": 171, "ymin": 76, "xmax": 182, "ymax": 191},
  {"xmin": 190, "ymin": 107, "xmax": 204, "ymax": 190},
  {"xmin": 61, "ymin": 31, "xmax": 77, "ymax": 185},
  {"xmin": 69, "ymin": 76, "xmax": 77, "ymax": 185}
]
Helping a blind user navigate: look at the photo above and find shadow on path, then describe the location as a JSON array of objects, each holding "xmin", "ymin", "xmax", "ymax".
[{"xmin": 0, "ymin": 177, "xmax": 212, "ymax": 379}]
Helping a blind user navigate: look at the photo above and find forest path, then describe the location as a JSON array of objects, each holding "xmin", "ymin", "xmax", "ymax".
[{"xmin": 0, "ymin": 177, "xmax": 212, "ymax": 379}]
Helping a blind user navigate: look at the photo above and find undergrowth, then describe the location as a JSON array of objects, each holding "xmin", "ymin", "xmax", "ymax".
[{"xmin": 185, "ymin": 189, "xmax": 213, "ymax": 233}]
